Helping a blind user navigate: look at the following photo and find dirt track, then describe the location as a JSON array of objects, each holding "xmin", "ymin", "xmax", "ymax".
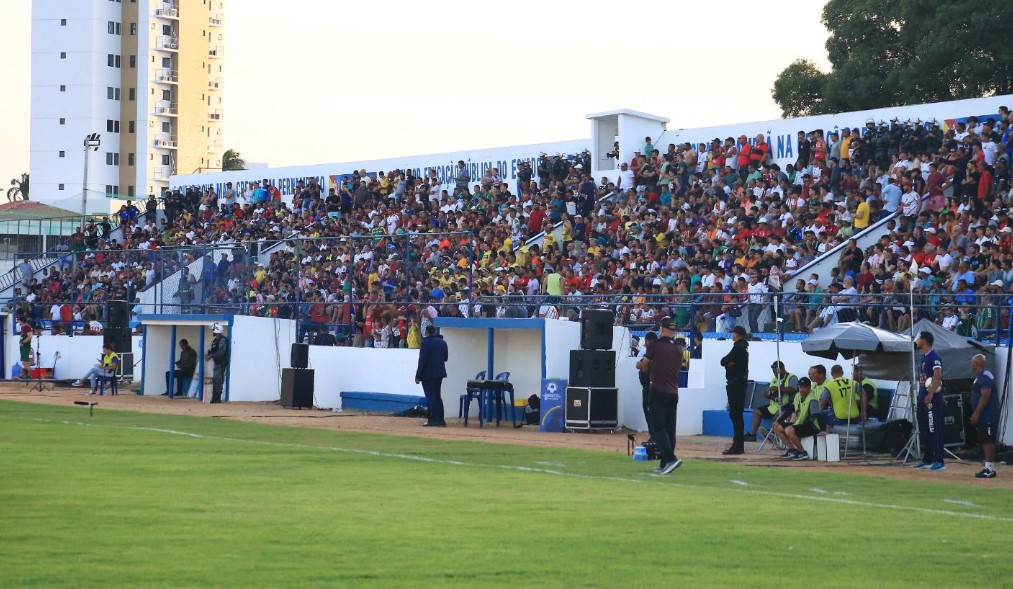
[{"xmin": 2, "ymin": 381, "xmax": 1006, "ymax": 488}]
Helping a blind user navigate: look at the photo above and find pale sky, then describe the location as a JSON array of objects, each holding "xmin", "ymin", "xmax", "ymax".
[{"xmin": 0, "ymin": 0, "xmax": 831, "ymax": 189}]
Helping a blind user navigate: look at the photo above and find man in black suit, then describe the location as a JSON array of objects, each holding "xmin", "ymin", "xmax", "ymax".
[{"xmin": 415, "ymin": 325, "xmax": 449, "ymax": 427}]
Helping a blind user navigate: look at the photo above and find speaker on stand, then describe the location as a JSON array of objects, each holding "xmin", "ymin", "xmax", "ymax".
[
  {"xmin": 580, "ymin": 310, "xmax": 614, "ymax": 350},
  {"xmin": 291, "ymin": 343, "xmax": 309, "ymax": 369}
]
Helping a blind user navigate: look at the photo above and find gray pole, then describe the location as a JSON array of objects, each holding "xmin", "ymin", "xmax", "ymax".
[{"xmin": 81, "ymin": 140, "xmax": 90, "ymax": 236}]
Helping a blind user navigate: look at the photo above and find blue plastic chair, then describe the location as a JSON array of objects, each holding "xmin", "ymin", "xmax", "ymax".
[
  {"xmin": 98, "ymin": 374, "xmax": 118, "ymax": 396},
  {"xmin": 459, "ymin": 371, "xmax": 486, "ymax": 424}
]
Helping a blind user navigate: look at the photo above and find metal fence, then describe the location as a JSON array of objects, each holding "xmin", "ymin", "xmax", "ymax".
[{"xmin": 6, "ymin": 238, "xmax": 1013, "ymax": 347}]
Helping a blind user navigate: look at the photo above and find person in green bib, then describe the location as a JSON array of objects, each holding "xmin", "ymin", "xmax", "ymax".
[
  {"xmin": 819, "ymin": 364, "xmax": 866, "ymax": 430},
  {"xmin": 746, "ymin": 360, "xmax": 797, "ymax": 440},
  {"xmin": 853, "ymin": 366, "xmax": 879, "ymax": 419},
  {"xmin": 778, "ymin": 376, "xmax": 822, "ymax": 460}
]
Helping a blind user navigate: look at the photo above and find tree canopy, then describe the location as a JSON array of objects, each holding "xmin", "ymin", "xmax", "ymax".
[
  {"xmin": 222, "ymin": 149, "xmax": 246, "ymax": 171},
  {"xmin": 8, "ymin": 173, "xmax": 29, "ymax": 201},
  {"xmin": 771, "ymin": 0, "xmax": 1013, "ymax": 117}
]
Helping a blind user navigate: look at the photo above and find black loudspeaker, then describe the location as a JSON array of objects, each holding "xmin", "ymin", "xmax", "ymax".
[
  {"xmin": 281, "ymin": 368, "xmax": 314, "ymax": 408},
  {"xmin": 107, "ymin": 300, "xmax": 130, "ymax": 329},
  {"xmin": 943, "ymin": 394, "xmax": 965, "ymax": 447},
  {"xmin": 580, "ymin": 309, "xmax": 614, "ymax": 350},
  {"xmin": 569, "ymin": 349, "xmax": 616, "ymax": 387},
  {"xmin": 291, "ymin": 342, "xmax": 309, "ymax": 369},
  {"xmin": 103, "ymin": 327, "xmax": 132, "ymax": 355},
  {"xmin": 564, "ymin": 386, "xmax": 619, "ymax": 430}
]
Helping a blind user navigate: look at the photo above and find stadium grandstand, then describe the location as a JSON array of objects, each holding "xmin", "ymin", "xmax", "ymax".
[{"xmin": 5, "ymin": 99, "xmax": 1013, "ymax": 353}]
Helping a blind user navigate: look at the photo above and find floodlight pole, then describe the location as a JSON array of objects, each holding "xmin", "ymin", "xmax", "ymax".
[{"xmin": 81, "ymin": 133, "xmax": 101, "ymax": 240}]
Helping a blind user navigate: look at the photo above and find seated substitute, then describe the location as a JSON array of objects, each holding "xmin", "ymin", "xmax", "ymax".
[
  {"xmin": 747, "ymin": 360, "xmax": 798, "ymax": 439},
  {"xmin": 777, "ymin": 377, "xmax": 822, "ymax": 461},
  {"xmin": 819, "ymin": 364, "xmax": 866, "ymax": 430},
  {"xmin": 71, "ymin": 343, "xmax": 120, "ymax": 396}
]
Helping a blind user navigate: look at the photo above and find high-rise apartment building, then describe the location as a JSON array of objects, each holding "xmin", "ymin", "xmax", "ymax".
[{"xmin": 30, "ymin": 0, "xmax": 224, "ymax": 202}]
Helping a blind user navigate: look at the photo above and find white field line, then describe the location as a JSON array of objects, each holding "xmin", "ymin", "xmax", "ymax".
[{"xmin": 14, "ymin": 416, "xmax": 1013, "ymax": 523}]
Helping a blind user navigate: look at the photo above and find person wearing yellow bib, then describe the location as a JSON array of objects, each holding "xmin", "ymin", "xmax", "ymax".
[
  {"xmin": 72, "ymin": 343, "xmax": 119, "ymax": 396},
  {"xmin": 819, "ymin": 364, "xmax": 866, "ymax": 429},
  {"xmin": 747, "ymin": 360, "xmax": 798, "ymax": 440},
  {"xmin": 779, "ymin": 377, "xmax": 822, "ymax": 460}
]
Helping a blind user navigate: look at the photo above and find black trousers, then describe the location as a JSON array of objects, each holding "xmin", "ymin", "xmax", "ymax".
[
  {"xmin": 647, "ymin": 387, "xmax": 678, "ymax": 464},
  {"xmin": 165, "ymin": 369, "xmax": 194, "ymax": 397},
  {"xmin": 422, "ymin": 378, "xmax": 445, "ymax": 424},
  {"xmin": 211, "ymin": 365, "xmax": 225, "ymax": 403},
  {"xmin": 639, "ymin": 372, "xmax": 650, "ymax": 426},
  {"xmin": 727, "ymin": 378, "xmax": 747, "ymax": 449}
]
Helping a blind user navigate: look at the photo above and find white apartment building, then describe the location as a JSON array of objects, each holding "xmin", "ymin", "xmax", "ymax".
[{"xmin": 30, "ymin": 0, "xmax": 224, "ymax": 204}]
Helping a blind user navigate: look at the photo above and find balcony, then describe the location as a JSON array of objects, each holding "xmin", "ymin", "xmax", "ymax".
[
  {"xmin": 153, "ymin": 135, "xmax": 178, "ymax": 149},
  {"xmin": 154, "ymin": 68, "xmax": 178, "ymax": 84},
  {"xmin": 151, "ymin": 165, "xmax": 175, "ymax": 181},
  {"xmin": 154, "ymin": 4, "xmax": 179, "ymax": 20},
  {"xmin": 208, "ymin": 76, "xmax": 222, "ymax": 90},
  {"xmin": 208, "ymin": 108, "xmax": 222, "ymax": 121},
  {"xmin": 209, "ymin": 14, "xmax": 223, "ymax": 26},
  {"xmin": 208, "ymin": 46, "xmax": 222, "ymax": 59},
  {"xmin": 153, "ymin": 101, "xmax": 178, "ymax": 117},
  {"xmin": 155, "ymin": 35, "xmax": 179, "ymax": 52}
]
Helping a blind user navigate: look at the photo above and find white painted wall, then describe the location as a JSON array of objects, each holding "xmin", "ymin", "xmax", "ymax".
[
  {"xmin": 169, "ymin": 139, "xmax": 591, "ymax": 198},
  {"xmin": 669, "ymin": 94, "xmax": 1013, "ymax": 171},
  {"xmin": 227, "ymin": 315, "xmax": 295, "ymax": 402},
  {"xmin": 4, "ymin": 321, "xmax": 141, "ymax": 382},
  {"xmin": 308, "ymin": 347, "xmax": 421, "ymax": 409}
]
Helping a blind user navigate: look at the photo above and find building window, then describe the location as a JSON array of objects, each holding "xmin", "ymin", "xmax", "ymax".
[
  {"xmin": 59, "ymin": 118, "xmax": 65, "ymax": 125},
  {"xmin": 130, "ymin": 23, "xmax": 136, "ymax": 36},
  {"xmin": 107, "ymin": 54, "xmax": 120, "ymax": 68},
  {"xmin": 106, "ymin": 87, "xmax": 121, "ymax": 100},
  {"xmin": 60, "ymin": 85, "xmax": 66, "ymax": 92},
  {"xmin": 128, "ymin": 121, "xmax": 135, "ymax": 133},
  {"xmin": 60, "ymin": 18, "xmax": 66, "ymax": 26},
  {"xmin": 128, "ymin": 186, "xmax": 135, "ymax": 196},
  {"xmin": 59, "ymin": 184, "xmax": 65, "ymax": 190},
  {"xmin": 59, "ymin": 151, "xmax": 65, "ymax": 158},
  {"xmin": 60, "ymin": 52, "xmax": 66, "ymax": 59},
  {"xmin": 105, "ymin": 153, "xmax": 120, "ymax": 166},
  {"xmin": 128, "ymin": 88, "xmax": 135, "ymax": 101},
  {"xmin": 161, "ymin": 155, "xmax": 170, "ymax": 166},
  {"xmin": 129, "ymin": 55, "xmax": 136, "ymax": 68},
  {"xmin": 107, "ymin": 21, "xmax": 115, "ymax": 34},
  {"xmin": 106, "ymin": 120, "xmax": 120, "ymax": 133},
  {"xmin": 128, "ymin": 153, "xmax": 135, "ymax": 166}
]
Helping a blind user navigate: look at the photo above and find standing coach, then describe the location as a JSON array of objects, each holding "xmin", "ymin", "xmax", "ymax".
[
  {"xmin": 636, "ymin": 317, "xmax": 683, "ymax": 475},
  {"xmin": 720, "ymin": 325, "xmax": 750, "ymax": 455},
  {"xmin": 416, "ymin": 325, "xmax": 449, "ymax": 427}
]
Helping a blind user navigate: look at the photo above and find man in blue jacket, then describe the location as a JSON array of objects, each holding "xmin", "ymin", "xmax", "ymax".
[{"xmin": 416, "ymin": 325, "xmax": 449, "ymax": 427}]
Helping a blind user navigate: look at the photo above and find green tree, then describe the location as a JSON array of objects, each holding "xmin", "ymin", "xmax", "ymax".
[
  {"xmin": 770, "ymin": 60, "xmax": 830, "ymax": 117},
  {"xmin": 222, "ymin": 149, "xmax": 246, "ymax": 171},
  {"xmin": 7, "ymin": 173, "xmax": 29, "ymax": 201},
  {"xmin": 771, "ymin": 0, "xmax": 1013, "ymax": 117}
]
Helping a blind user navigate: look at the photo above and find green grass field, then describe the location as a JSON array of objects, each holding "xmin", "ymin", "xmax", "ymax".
[{"xmin": 1, "ymin": 399, "xmax": 1011, "ymax": 588}]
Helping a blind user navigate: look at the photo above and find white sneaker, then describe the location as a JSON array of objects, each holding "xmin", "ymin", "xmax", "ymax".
[{"xmin": 71, "ymin": 380, "xmax": 84, "ymax": 387}]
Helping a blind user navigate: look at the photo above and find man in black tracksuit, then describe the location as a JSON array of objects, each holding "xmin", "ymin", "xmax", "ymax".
[{"xmin": 720, "ymin": 325, "xmax": 750, "ymax": 455}]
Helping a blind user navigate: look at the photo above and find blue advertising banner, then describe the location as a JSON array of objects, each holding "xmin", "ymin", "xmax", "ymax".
[{"xmin": 540, "ymin": 378, "xmax": 567, "ymax": 433}]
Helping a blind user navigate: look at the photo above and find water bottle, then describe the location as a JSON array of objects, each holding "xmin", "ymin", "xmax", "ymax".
[{"xmin": 633, "ymin": 446, "xmax": 648, "ymax": 461}]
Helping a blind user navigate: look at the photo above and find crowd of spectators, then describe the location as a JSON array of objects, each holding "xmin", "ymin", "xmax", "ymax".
[{"xmin": 7, "ymin": 107, "xmax": 1013, "ymax": 347}]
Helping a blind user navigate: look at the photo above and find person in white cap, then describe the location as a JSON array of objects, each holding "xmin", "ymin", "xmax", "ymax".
[{"xmin": 205, "ymin": 323, "xmax": 229, "ymax": 403}]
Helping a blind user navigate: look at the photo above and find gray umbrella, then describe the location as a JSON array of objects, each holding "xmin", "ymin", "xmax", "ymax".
[
  {"xmin": 802, "ymin": 321, "xmax": 913, "ymax": 459},
  {"xmin": 801, "ymin": 321, "xmax": 913, "ymax": 360}
]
